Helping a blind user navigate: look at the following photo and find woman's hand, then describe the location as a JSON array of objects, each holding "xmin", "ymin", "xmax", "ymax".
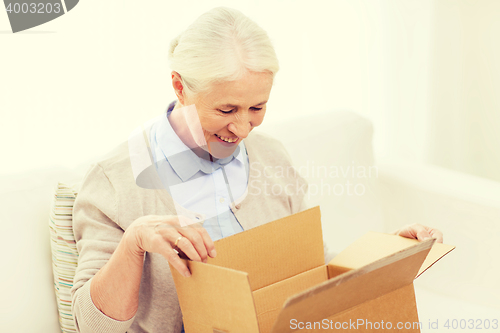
[
  {"xmin": 392, "ymin": 224, "xmax": 444, "ymax": 243},
  {"xmin": 124, "ymin": 215, "xmax": 216, "ymax": 277}
]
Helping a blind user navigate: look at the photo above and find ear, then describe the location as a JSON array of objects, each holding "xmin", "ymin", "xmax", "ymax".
[{"xmin": 171, "ymin": 71, "xmax": 187, "ymax": 105}]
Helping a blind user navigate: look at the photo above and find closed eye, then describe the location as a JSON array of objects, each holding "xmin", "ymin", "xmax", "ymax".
[
  {"xmin": 218, "ymin": 107, "xmax": 263, "ymax": 114},
  {"xmin": 218, "ymin": 109, "xmax": 235, "ymax": 114}
]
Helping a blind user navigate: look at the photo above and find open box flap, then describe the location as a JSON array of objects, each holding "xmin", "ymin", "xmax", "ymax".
[
  {"xmin": 270, "ymin": 238, "xmax": 434, "ymax": 333},
  {"xmin": 416, "ymin": 241, "xmax": 455, "ymax": 277},
  {"xmin": 253, "ymin": 266, "xmax": 328, "ymax": 333},
  {"xmin": 170, "ymin": 261, "xmax": 260, "ymax": 333},
  {"xmin": 206, "ymin": 206, "xmax": 325, "ymax": 290},
  {"xmin": 328, "ymin": 231, "xmax": 455, "ymax": 278}
]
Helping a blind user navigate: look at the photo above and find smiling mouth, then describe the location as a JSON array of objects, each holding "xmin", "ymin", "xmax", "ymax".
[{"xmin": 214, "ymin": 133, "xmax": 238, "ymax": 143}]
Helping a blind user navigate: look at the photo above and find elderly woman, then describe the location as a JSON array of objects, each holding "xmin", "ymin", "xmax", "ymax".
[{"xmin": 71, "ymin": 7, "xmax": 443, "ymax": 333}]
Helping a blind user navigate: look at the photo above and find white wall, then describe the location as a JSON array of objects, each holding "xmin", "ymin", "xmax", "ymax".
[
  {"xmin": 1, "ymin": 0, "xmax": 499, "ymax": 182},
  {"xmin": 427, "ymin": 0, "xmax": 500, "ymax": 182}
]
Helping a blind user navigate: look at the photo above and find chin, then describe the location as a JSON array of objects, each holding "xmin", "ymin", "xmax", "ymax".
[{"xmin": 208, "ymin": 142, "xmax": 238, "ymax": 159}]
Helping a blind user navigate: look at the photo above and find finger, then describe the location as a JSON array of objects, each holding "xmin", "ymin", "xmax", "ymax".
[
  {"xmin": 152, "ymin": 235, "xmax": 191, "ymax": 277},
  {"xmin": 429, "ymin": 228, "xmax": 444, "ymax": 243},
  {"xmin": 177, "ymin": 227, "xmax": 208, "ymax": 263},
  {"xmin": 153, "ymin": 221, "xmax": 203, "ymax": 263},
  {"xmin": 173, "ymin": 235, "xmax": 203, "ymax": 262},
  {"xmin": 398, "ymin": 224, "xmax": 432, "ymax": 241},
  {"xmin": 191, "ymin": 223, "xmax": 217, "ymax": 258},
  {"xmin": 165, "ymin": 249, "xmax": 191, "ymax": 278},
  {"xmin": 415, "ymin": 227, "xmax": 432, "ymax": 242},
  {"xmin": 176, "ymin": 216, "xmax": 209, "ymax": 262},
  {"xmin": 395, "ymin": 224, "xmax": 418, "ymax": 239}
]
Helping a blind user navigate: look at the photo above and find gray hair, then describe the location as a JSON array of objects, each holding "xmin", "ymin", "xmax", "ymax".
[{"xmin": 168, "ymin": 7, "xmax": 279, "ymax": 94}]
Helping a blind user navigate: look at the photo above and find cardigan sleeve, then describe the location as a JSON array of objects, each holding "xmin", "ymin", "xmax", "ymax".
[{"xmin": 71, "ymin": 163, "xmax": 136, "ymax": 333}]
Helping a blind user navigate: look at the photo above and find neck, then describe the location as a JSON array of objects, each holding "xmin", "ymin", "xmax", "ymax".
[{"xmin": 169, "ymin": 102, "xmax": 218, "ymax": 162}]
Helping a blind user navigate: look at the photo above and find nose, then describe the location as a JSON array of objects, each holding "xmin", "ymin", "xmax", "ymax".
[{"xmin": 228, "ymin": 112, "xmax": 252, "ymax": 139}]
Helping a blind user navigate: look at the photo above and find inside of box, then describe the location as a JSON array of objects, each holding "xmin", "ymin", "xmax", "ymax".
[
  {"xmin": 206, "ymin": 207, "xmax": 326, "ymax": 291},
  {"xmin": 326, "ymin": 231, "xmax": 456, "ymax": 278},
  {"xmin": 171, "ymin": 206, "xmax": 455, "ymax": 333},
  {"xmin": 270, "ymin": 240, "xmax": 435, "ymax": 333},
  {"xmin": 252, "ymin": 265, "xmax": 328, "ymax": 333}
]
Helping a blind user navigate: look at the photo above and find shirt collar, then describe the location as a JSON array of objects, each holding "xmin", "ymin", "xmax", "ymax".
[{"xmin": 156, "ymin": 102, "xmax": 244, "ymax": 182}]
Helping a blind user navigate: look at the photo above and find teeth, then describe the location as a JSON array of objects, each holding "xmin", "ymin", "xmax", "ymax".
[{"xmin": 216, "ymin": 134, "xmax": 238, "ymax": 143}]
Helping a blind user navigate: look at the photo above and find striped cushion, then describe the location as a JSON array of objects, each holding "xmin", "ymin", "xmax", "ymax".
[{"xmin": 49, "ymin": 182, "xmax": 79, "ymax": 333}]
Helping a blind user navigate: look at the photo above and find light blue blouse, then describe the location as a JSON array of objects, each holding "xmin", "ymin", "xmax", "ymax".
[{"xmin": 148, "ymin": 102, "xmax": 248, "ymax": 241}]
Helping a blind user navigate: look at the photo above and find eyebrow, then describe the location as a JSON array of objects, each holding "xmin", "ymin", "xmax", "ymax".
[{"xmin": 219, "ymin": 101, "xmax": 268, "ymax": 108}]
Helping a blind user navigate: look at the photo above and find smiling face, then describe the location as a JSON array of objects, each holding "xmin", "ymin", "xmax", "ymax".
[{"xmin": 170, "ymin": 70, "xmax": 273, "ymax": 159}]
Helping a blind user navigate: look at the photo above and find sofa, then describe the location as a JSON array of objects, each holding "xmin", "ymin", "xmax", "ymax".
[{"xmin": 1, "ymin": 110, "xmax": 498, "ymax": 332}]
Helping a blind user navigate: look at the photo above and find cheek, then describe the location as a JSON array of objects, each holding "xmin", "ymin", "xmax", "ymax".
[
  {"xmin": 200, "ymin": 115, "xmax": 229, "ymax": 134},
  {"xmin": 252, "ymin": 111, "xmax": 266, "ymax": 127}
]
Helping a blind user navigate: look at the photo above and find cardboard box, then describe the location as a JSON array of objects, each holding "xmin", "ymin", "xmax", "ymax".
[{"xmin": 170, "ymin": 206, "xmax": 455, "ymax": 333}]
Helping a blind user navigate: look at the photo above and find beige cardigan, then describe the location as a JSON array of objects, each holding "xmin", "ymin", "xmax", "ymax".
[{"xmin": 71, "ymin": 130, "xmax": 324, "ymax": 333}]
